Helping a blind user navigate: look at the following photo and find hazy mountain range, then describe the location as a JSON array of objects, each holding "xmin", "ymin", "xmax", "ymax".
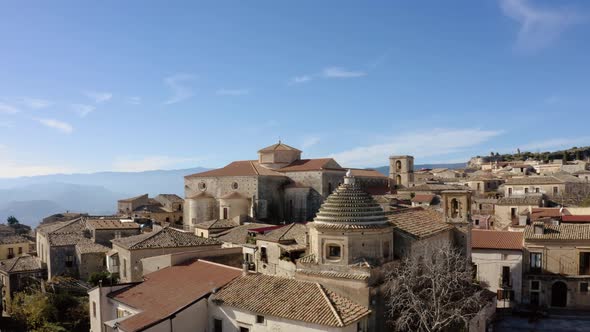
[{"xmin": 0, "ymin": 163, "xmax": 465, "ymax": 227}]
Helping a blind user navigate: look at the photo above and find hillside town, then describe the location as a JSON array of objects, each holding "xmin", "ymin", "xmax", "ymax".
[{"xmin": 2, "ymin": 142, "xmax": 590, "ymax": 331}]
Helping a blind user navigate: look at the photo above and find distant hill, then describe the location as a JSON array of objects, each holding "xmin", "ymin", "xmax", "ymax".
[
  {"xmin": 480, "ymin": 146, "xmax": 590, "ymax": 163},
  {"xmin": 374, "ymin": 163, "xmax": 467, "ymax": 176},
  {"xmin": 0, "ymin": 167, "xmax": 208, "ymax": 227}
]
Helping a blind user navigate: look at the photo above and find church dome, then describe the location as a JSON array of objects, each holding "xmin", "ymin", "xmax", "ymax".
[{"xmin": 313, "ymin": 174, "xmax": 388, "ymax": 228}]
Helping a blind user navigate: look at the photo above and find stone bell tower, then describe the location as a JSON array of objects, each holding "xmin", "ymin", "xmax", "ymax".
[
  {"xmin": 389, "ymin": 155, "xmax": 414, "ymax": 188},
  {"xmin": 441, "ymin": 190, "xmax": 472, "ymax": 259}
]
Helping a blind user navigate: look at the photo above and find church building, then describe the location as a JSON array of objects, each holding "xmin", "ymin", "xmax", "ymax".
[{"xmin": 183, "ymin": 142, "xmax": 389, "ymax": 229}]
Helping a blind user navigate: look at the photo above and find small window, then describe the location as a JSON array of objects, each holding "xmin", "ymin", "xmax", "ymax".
[
  {"xmin": 581, "ymin": 282, "xmax": 589, "ymax": 293},
  {"xmin": 18, "ymin": 247, "xmax": 23, "ymax": 254},
  {"xmin": 474, "ymin": 219, "xmax": 480, "ymax": 226},
  {"xmin": 531, "ymin": 280, "xmax": 540, "ymax": 291},
  {"xmin": 508, "ymin": 188, "xmax": 513, "ymax": 195},
  {"xmin": 231, "ymin": 182, "xmax": 239, "ymax": 190},
  {"xmin": 553, "ymin": 186, "xmax": 559, "ymax": 194},
  {"xmin": 239, "ymin": 327, "xmax": 250, "ymax": 332},
  {"xmin": 256, "ymin": 315, "xmax": 265, "ymax": 324},
  {"xmin": 383, "ymin": 241, "xmax": 390, "ymax": 259},
  {"xmin": 535, "ymin": 187, "xmax": 540, "ymax": 193},
  {"xmin": 92, "ymin": 301, "xmax": 97, "ymax": 317},
  {"xmin": 199, "ymin": 182, "xmax": 207, "ymax": 191},
  {"xmin": 213, "ymin": 319, "xmax": 223, "ymax": 332},
  {"xmin": 260, "ymin": 247, "xmax": 268, "ymax": 263},
  {"xmin": 530, "ymin": 253, "xmax": 542, "ymax": 273},
  {"xmin": 65, "ymin": 255, "xmax": 74, "ymax": 267},
  {"xmin": 524, "ymin": 188, "xmax": 529, "ymax": 193},
  {"xmin": 327, "ymin": 245, "xmax": 341, "ymax": 259}
]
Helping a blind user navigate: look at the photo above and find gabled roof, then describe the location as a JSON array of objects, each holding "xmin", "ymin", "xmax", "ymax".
[
  {"xmin": 211, "ymin": 274, "xmax": 370, "ymax": 327},
  {"xmin": 257, "ymin": 223, "xmax": 307, "ymax": 244},
  {"xmin": 185, "ymin": 160, "xmax": 286, "ymax": 178},
  {"xmin": 194, "ymin": 217, "xmax": 242, "ymax": 230},
  {"xmin": 387, "ymin": 207, "xmax": 452, "ymax": 239},
  {"xmin": 111, "ymin": 260, "xmax": 242, "ymax": 332},
  {"xmin": 505, "ymin": 174, "xmax": 585, "ymax": 185},
  {"xmin": 258, "ymin": 142, "xmax": 302, "ymax": 153},
  {"xmin": 411, "ymin": 194, "xmax": 435, "ymax": 204},
  {"xmin": 277, "ymin": 158, "xmax": 343, "ymax": 172},
  {"xmin": 215, "ymin": 223, "xmax": 272, "ymax": 244},
  {"xmin": 524, "ymin": 223, "xmax": 590, "ymax": 241},
  {"xmin": 561, "ymin": 215, "xmax": 590, "ymax": 223},
  {"xmin": 87, "ymin": 219, "xmax": 140, "ymax": 230},
  {"xmin": 0, "ymin": 234, "xmax": 29, "ymax": 245},
  {"xmin": 497, "ymin": 195, "xmax": 543, "ymax": 206},
  {"xmin": 111, "ymin": 227, "xmax": 220, "ymax": 250},
  {"xmin": 471, "ymin": 230, "xmax": 522, "ymax": 250},
  {"xmin": 349, "ymin": 168, "xmax": 387, "ymax": 178},
  {"xmin": 0, "ymin": 255, "xmax": 44, "ymax": 274},
  {"xmin": 76, "ymin": 241, "xmax": 110, "ymax": 254},
  {"xmin": 118, "ymin": 194, "xmax": 149, "ymax": 203},
  {"xmin": 155, "ymin": 194, "xmax": 183, "ymax": 203}
]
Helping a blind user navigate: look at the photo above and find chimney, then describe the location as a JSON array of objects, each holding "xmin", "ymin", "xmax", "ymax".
[
  {"xmin": 533, "ymin": 222, "xmax": 544, "ymax": 235},
  {"xmin": 242, "ymin": 262, "xmax": 249, "ymax": 276}
]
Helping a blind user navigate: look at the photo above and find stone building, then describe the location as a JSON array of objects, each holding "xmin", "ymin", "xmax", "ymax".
[
  {"xmin": 86, "ymin": 218, "xmax": 141, "ymax": 246},
  {"xmin": 75, "ymin": 242, "xmax": 110, "ymax": 280},
  {"xmin": 0, "ymin": 255, "xmax": 45, "ymax": 315},
  {"xmin": 109, "ymin": 227, "xmax": 221, "ymax": 282},
  {"xmin": 389, "ymin": 155, "xmax": 414, "ymax": 188},
  {"xmin": 254, "ymin": 223, "xmax": 307, "ymax": 277},
  {"xmin": 0, "ymin": 234, "xmax": 30, "ymax": 260},
  {"xmin": 503, "ymin": 174, "xmax": 588, "ymax": 199},
  {"xmin": 522, "ymin": 222, "xmax": 590, "ymax": 309},
  {"xmin": 494, "ymin": 195, "xmax": 545, "ymax": 231},
  {"xmin": 387, "ymin": 207, "xmax": 453, "ymax": 259},
  {"xmin": 441, "ymin": 190, "xmax": 473, "ymax": 258},
  {"xmin": 183, "ymin": 142, "xmax": 390, "ymax": 230},
  {"xmin": 471, "ymin": 230, "xmax": 523, "ymax": 308},
  {"xmin": 117, "ymin": 194, "xmax": 184, "ymax": 225}
]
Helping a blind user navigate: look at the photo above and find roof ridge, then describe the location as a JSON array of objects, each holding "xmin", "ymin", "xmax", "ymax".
[
  {"xmin": 250, "ymin": 161, "xmax": 260, "ymax": 175},
  {"xmin": 316, "ymin": 283, "xmax": 344, "ymax": 327},
  {"xmin": 129, "ymin": 227, "xmax": 167, "ymax": 249}
]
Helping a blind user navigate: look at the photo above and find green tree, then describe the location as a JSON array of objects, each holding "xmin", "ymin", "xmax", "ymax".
[
  {"xmin": 11, "ymin": 290, "xmax": 57, "ymax": 330},
  {"xmin": 88, "ymin": 271, "xmax": 118, "ymax": 286},
  {"xmin": 563, "ymin": 151, "xmax": 570, "ymax": 161},
  {"xmin": 7, "ymin": 215, "xmax": 19, "ymax": 225},
  {"xmin": 576, "ymin": 150, "xmax": 582, "ymax": 161}
]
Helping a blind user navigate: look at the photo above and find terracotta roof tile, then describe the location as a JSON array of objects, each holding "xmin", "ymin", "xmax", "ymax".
[
  {"xmin": 277, "ymin": 158, "xmax": 343, "ymax": 172},
  {"xmin": 387, "ymin": 207, "xmax": 452, "ymax": 239},
  {"xmin": 215, "ymin": 223, "xmax": 271, "ymax": 244},
  {"xmin": 211, "ymin": 274, "xmax": 370, "ymax": 327},
  {"xmin": 257, "ymin": 223, "xmax": 307, "ymax": 244},
  {"xmin": 258, "ymin": 142, "xmax": 302, "ymax": 153},
  {"xmin": 112, "ymin": 227, "xmax": 220, "ymax": 250},
  {"xmin": 561, "ymin": 215, "xmax": 590, "ymax": 223},
  {"xmin": 0, "ymin": 255, "xmax": 44, "ymax": 273},
  {"xmin": 0, "ymin": 234, "xmax": 29, "ymax": 245},
  {"xmin": 349, "ymin": 168, "xmax": 387, "ymax": 178},
  {"xmin": 497, "ymin": 195, "xmax": 543, "ymax": 206},
  {"xmin": 87, "ymin": 219, "xmax": 140, "ymax": 230},
  {"xmin": 112, "ymin": 260, "xmax": 242, "ymax": 332},
  {"xmin": 411, "ymin": 194, "xmax": 435, "ymax": 203},
  {"xmin": 524, "ymin": 223, "xmax": 590, "ymax": 241},
  {"xmin": 471, "ymin": 230, "xmax": 522, "ymax": 250},
  {"xmin": 186, "ymin": 160, "xmax": 286, "ymax": 178}
]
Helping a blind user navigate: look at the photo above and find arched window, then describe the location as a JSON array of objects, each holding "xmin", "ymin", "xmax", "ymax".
[
  {"xmin": 451, "ymin": 198, "xmax": 460, "ymax": 218},
  {"xmin": 396, "ymin": 175, "xmax": 402, "ymax": 186},
  {"xmin": 396, "ymin": 160, "xmax": 402, "ymax": 171}
]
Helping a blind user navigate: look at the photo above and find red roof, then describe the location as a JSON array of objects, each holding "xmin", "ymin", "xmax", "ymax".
[
  {"xmin": 277, "ymin": 158, "xmax": 342, "ymax": 172},
  {"xmin": 562, "ymin": 215, "xmax": 590, "ymax": 223},
  {"xmin": 186, "ymin": 160, "xmax": 285, "ymax": 177},
  {"xmin": 471, "ymin": 230, "xmax": 523, "ymax": 250},
  {"xmin": 411, "ymin": 194, "xmax": 435, "ymax": 203},
  {"xmin": 112, "ymin": 260, "xmax": 241, "ymax": 332}
]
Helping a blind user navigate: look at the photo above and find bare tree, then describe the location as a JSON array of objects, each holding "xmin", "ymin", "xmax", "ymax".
[{"xmin": 384, "ymin": 245, "xmax": 490, "ymax": 332}]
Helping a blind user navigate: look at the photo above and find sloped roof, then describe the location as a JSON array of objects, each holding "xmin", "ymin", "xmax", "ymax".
[
  {"xmin": 471, "ymin": 230, "xmax": 522, "ymax": 250},
  {"xmin": 561, "ymin": 215, "xmax": 590, "ymax": 223},
  {"xmin": 194, "ymin": 217, "xmax": 242, "ymax": 230},
  {"xmin": 257, "ymin": 223, "xmax": 307, "ymax": 244},
  {"xmin": 111, "ymin": 227, "xmax": 220, "ymax": 250},
  {"xmin": 411, "ymin": 194, "xmax": 436, "ymax": 204},
  {"xmin": 0, "ymin": 255, "xmax": 44, "ymax": 273},
  {"xmin": 387, "ymin": 207, "xmax": 452, "ymax": 239},
  {"xmin": 215, "ymin": 223, "xmax": 272, "ymax": 244},
  {"xmin": 185, "ymin": 160, "xmax": 286, "ymax": 178},
  {"xmin": 118, "ymin": 194, "xmax": 149, "ymax": 203},
  {"xmin": 0, "ymin": 234, "xmax": 29, "ymax": 245},
  {"xmin": 112, "ymin": 260, "xmax": 242, "ymax": 332},
  {"xmin": 155, "ymin": 194, "xmax": 183, "ymax": 203},
  {"xmin": 76, "ymin": 241, "xmax": 110, "ymax": 254},
  {"xmin": 505, "ymin": 175, "xmax": 584, "ymax": 185},
  {"xmin": 258, "ymin": 142, "xmax": 302, "ymax": 153},
  {"xmin": 87, "ymin": 219, "xmax": 140, "ymax": 230},
  {"xmin": 524, "ymin": 223, "xmax": 590, "ymax": 241},
  {"xmin": 349, "ymin": 169, "xmax": 387, "ymax": 178},
  {"xmin": 398, "ymin": 183, "xmax": 467, "ymax": 192},
  {"xmin": 277, "ymin": 158, "xmax": 343, "ymax": 172},
  {"xmin": 211, "ymin": 274, "xmax": 370, "ymax": 327}
]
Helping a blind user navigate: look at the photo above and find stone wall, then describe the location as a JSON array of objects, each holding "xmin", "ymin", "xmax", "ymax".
[{"xmin": 93, "ymin": 228, "xmax": 140, "ymax": 247}]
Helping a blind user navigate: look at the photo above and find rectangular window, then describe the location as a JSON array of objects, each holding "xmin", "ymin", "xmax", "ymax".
[
  {"xmin": 511, "ymin": 208, "xmax": 517, "ymax": 218},
  {"xmin": 383, "ymin": 241, "xmax": 390, "ymax": 259},
  {"xmin": 65, "ymin": 255, "xmax": 74, "ymax": 267},
  {"xmin": 581, "ymin": 282, "xmax": 589, "ymax": 293},
  {"xmin": 92, "ymin": 301, "xmax": 96, "ymax": 317},
  {"xmin": 530, "ymin": 253, "xmax": 542, "ymax": 273},
  {"xmin": 475, "ymin": 219, "xmax": 480, "ymax": 226},
  {"xmin": 7, "ymin": 248, "xmax": 14, "ymax": 258},
  {"xmin": 213, "ymin": 319, "xmax": 222, "ymax": 332},
  {"xmin": 502, "ymin": 266, "xmax": 510, "ymax": 286},
  {"xmin": 524, "ymin": 188, "xmax": 529, "ymax": 193},
  {"xmin": 239, "ymin": 328, "xmax": 250, "ymax": 332},
  {"xmin": 327, "ymin": 245, "xmax": 341, "ymax": 259},
  {"xmin": 260, "ymin": 247, "xmax": 268, "ymax": 263},
  {"xmin": 123, "ymin": 258, "xmax": 127, "ymax": 278},
  {"xmin": 579, "ymin": 252, "xmax": 590, "ymax": 275},
  {"xmin": 535, "ymin": 187, "xmax": 540, "ymax": 193},
  {"xmin": 223, "ymin": 207, "xmax": 229, "ymax": 219},
  {"xmin": 18, "ymin": 247, "xmax": 23, "ymax": 254},
  {"xmin": 531, "ymin": 280, "xmax": 540, "ymax": 291},
  {"xmin": 553, "ymin": 186, "xmax": 559, "ymax": 194},
  {"xmin": 508, "ymin": 188, "xmax": 513, "ymax": 195},
  {"xmin": 256, "ymin": 315, "xmax": 265, "ymax": 324}
]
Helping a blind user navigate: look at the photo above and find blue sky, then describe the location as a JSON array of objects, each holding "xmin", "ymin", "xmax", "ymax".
[{"xmin": 1, "ymin": 0, "xmax": 590, "ymax": 177}]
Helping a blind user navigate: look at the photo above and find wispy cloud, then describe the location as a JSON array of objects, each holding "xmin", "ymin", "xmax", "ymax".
[
  {"xmin": 84, "ymin": 91, "xmax": 113, "ymax": 103},
  {"xmin": 0, "ymin": 102, "xmax": 20, "ymax": 114},
  {"xmin": 35, "ymin": 118, "xmax": 73, "ymax": 134},
  {"xmin": 500, "ymin": 0, "xmax": 584, "ymax": 51},
  {"xmin": 112, "ymin": 155, "xmax": 203, "ymax": 172},
  {"xmin": 321, "ymin": 67, "xmax": 367, "ymax": 78},
  {"xmin": 216, "ymin": 89, "xmax": 249, "ymax": 96},
  {"xmin": 289, "ymin": 75, "xmax": 313, "ymax": 85},
  {"xmin": 519, "ymin": 136, "xmax": 590, "ymax": 152},
  {"xmin": 301, "ymin": 136, "xmax": 321, "ymax": 149},
  {"xmin": 71, "ymin": 104, "xmax": 96, "ymax": 117},
  {"xmin": 330, "ymin": 128, "xmax": 503, "ymax": 167},
  {"xmin": 163, "ymin": 73, "xmax": 195, "ymax": 105},
  {"xmin": 127, "ymin": 96, "xmax": 141, "ymax": 105},
  {"xmin": 20, "ymin": 97, "xmax": 52, "ymax": 109},
  {"xmin": 0, "ymin": 146, "xmax": 76, "ymax": 177}
]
